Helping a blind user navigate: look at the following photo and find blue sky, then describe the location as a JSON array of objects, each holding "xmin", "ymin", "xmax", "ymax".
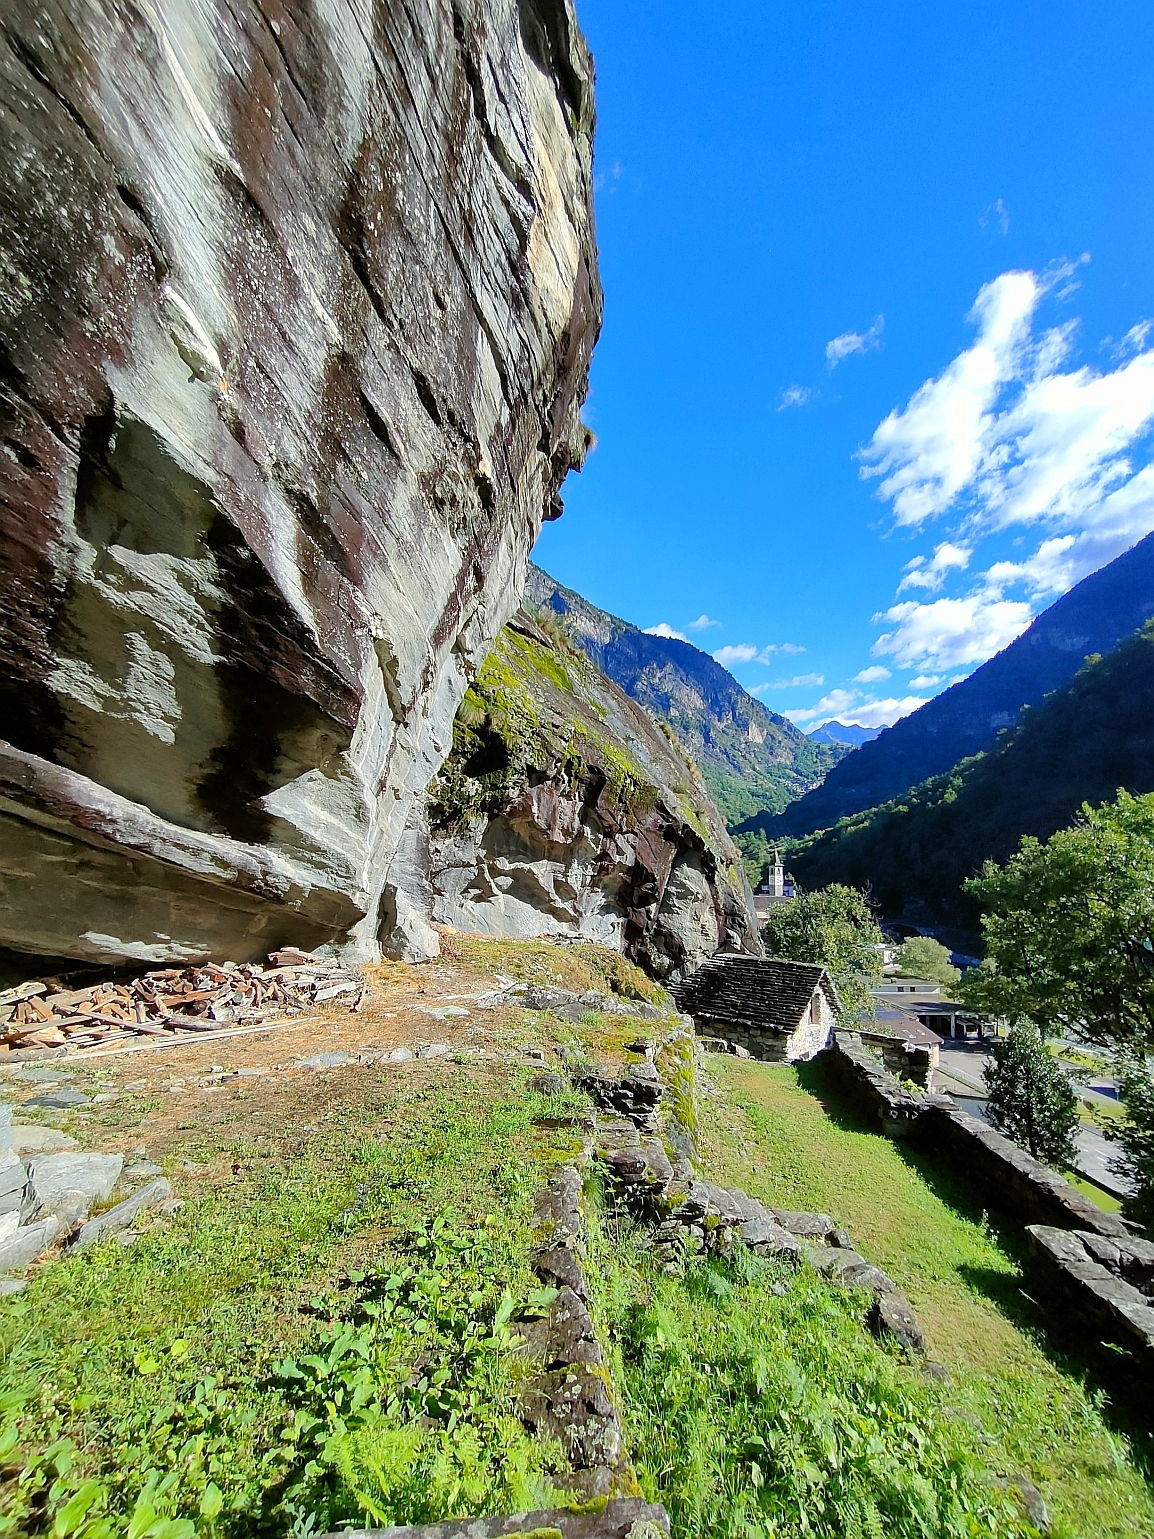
[{"xmin": 534, "ymin": 1, "xmax": 1154, "ymax": 728}]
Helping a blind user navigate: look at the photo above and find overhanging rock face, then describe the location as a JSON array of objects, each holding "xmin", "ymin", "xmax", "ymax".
[{"xmin": 0, "ymin": 0, "xmax": 600, "ymax": 969}]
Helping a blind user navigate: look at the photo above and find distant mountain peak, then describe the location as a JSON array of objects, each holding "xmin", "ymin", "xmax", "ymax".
[
  {"xmin": 525, "ymin": 564, "xmax": 849, "ymax": 829},
  {"xmin": 806, "ymin": 721, "xmax": 881, "ymax": 747},
  {"xmin": 754, "ymin": 528, "xmax": 1154, "ymax": 839}
]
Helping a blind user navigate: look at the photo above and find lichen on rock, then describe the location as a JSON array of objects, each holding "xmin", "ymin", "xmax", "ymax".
[{"xmin": 423, "ymin": 611, "xmax": 761, "ymax": 978}]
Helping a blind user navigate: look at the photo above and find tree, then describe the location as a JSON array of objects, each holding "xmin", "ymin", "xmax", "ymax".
[
  {"xmin": 961, "ymin": 790, "xmax": 1154, "ymax": 1053},
  {"xmin": 894, "ymin": 936, "xmax": 960, "ymax": 990},
  {"xmin": 763, "ymin": 884, "xmax": 884, "ymax": 1018},
  {"xmin": 982, "ymin": 1022, "xmax": 1079, "ymax": 1168},
  {"xmin": 1106, "ymin": 1059, "xmax": 1154, "ymax": 1229}
]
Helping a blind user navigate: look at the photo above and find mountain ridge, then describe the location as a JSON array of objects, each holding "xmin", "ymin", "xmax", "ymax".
[
  {"xmin": 789, "ymin": 618, "xmax": 1154, "ymax": 938},
  {"xmin": 744, "ymin": 528, "xmax": 1154, "ymax": 840},
  {"xmin": 524, "ymin": 564, "xmax": 848, "ymax": 832}
]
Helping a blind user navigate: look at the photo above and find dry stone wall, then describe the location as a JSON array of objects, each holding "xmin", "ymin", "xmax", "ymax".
[{"xmin": 0, "ymin": 0, "xmax": 599, "ymax": 972}]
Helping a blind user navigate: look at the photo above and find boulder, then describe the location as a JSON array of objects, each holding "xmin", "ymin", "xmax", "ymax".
[
  {"xmin": 0, "ymin": 0, "xmax": 599, "ymax": 970},
  {"xmin": 0, "ymin": 1215, "xmax": 59, "ymax": 1274},
  {"xmin": 71, "ymin": 1177, "xmax": 171, "ymax": 1249}
]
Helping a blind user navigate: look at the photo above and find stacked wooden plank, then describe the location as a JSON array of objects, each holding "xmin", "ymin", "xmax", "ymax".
[{"xmin": 0, "ymin": 948, "xmax": 364, "ymax": 1053}]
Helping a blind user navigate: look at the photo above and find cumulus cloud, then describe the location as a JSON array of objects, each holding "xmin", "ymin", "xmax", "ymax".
[
  {"xmin": 644, "ymin": 623, "xmax": 687, "ymax": 641},
  {"xmin": 909, "ymin": 673, "xmax": 942, "ymax": 689},
  {"xmin": 687, "ymin": 614, "xmax": 721, "ymax": 631},
  {"xmin": 784, "ymin": 689, "xmax": 929, "ymax": 730},
  {"xmin": 827, "ymin": 316, "xmax": 884, "ymax": 368},
  {"xmin": 713, "ymin": 642, "xmax": 805, "ymax": 668},
  {"xmin": 872, "ymin": 594, "xmax": 1033, "ymax": 671},
  {"xmin": 749, "ymin": 673, "xmax": 825, "ymax": 694},
  {"xmin": 897, "ymin": 541, "xmax": 972, "ymax": 593},
  {"xmin": 853, "ymin": 665, "xmax": 891, "ymax": 683},
  {"xmin": 859, "ymin": 263, "xmax": 1154, "ymax": 677},
  {"xmin": 779, "ymin": 384, "xmax": 815, "ymax": 410}
]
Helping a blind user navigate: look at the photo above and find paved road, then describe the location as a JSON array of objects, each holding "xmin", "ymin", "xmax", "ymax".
[{"xmin": 933, "ymin": 1040, "xmax": 1134, "ymax": 1200}]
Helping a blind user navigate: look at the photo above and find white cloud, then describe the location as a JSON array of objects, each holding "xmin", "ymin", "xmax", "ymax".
[
  {"xmin": 896, "ymin": 541, "xmax": 972, "ymax": 593},
  {"xmin": 909, "ymin": 673, "xmax": 942, "ymax": 688},
  {"xmin": 644, "ymin": 623, "xmax": 687, "ymax": 641},
  {"xmin": 980, "ymin": 198, "xmax": 1010, "ymax": 235},
  {"xmin": 872, "ymin": 593, "xmax": 1033, "ymax": 671},
  {"xmin": 713, "ymin": 642, "xmax": 805, "ymax": 667},
  {"xmin": 687, "ymin": 614, "xmax": 721, "ymax": 631},
  {"xmin": 854, "ymin": 665, "xmax": 891, "ymax": 683},
  {"xmin": 749, "ymin": 673, "xmax": 825, "ymax": 693},
  {"xmin": 779, "ymin": 384, "xmax": 815, "ymax": 410},
  {"xmin": 859, "ymin": 264, "xmax": 1154, "ymax": 676},
  {"xmin": 784, "ymin": 689, "xmax": 929, "ymax": 730},
  {"xmin": 826, "ymin": 315, "xmax": 884, "ymax": 368},
  {"xmin": 861, "ymin": 270, "xmax": 1039, "ymax": 526}
]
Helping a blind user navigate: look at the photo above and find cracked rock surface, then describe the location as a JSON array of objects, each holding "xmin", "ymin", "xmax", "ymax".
[{"xmin": 0, "ymin": 0, "xmax": 599, "ymax": 972}]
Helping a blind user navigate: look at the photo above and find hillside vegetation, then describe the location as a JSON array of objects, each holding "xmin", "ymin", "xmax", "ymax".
[
  {"xmin": 754, "ymin": 528, "xmax": 1154, "ymax": 840},
  {"xmin": 788, "ymin": 620, "xmax": 1154, "ymax": 932},
  {"xmin": 526, "ymin": 565, "xmax": 845, "ymax": 827}
]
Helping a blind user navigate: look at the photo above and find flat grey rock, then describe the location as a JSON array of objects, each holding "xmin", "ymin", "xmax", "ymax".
[
  {"xmin": 29, "ymin": 1153, "xmax": 123, "ymax": 1214},
  {"xmin": 71, "ymin": 1178, "xmax": 171, "ymax": 1250},
  {"xmin": 22, "ymin": 1088, "xmax": 90, "ymax": 1109},
  {"xmin": 386, "ymin": 1047, "xmax": 413, "ymax": 1063},
  {"xmin": 0, "ymin": 1279, "xmax": 27, "ymax": 1296},
  {"xmin": 294, "ymin": 1053, "xmax": 350, "ymax": 1070},
  {"xmin": 123, "ymin": 1161, "xmax": 164, "ymax": 1181},
  {"xmin": 0, "ymin": 1215, "xmax": 59, "ymax": 1274},
  {"xmin": 2, "ymin": 1127, "xmax": 78, "ymax": 1156}
]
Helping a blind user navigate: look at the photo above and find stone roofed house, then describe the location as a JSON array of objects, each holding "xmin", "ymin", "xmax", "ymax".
[{"xmin": 674, "ymin": 956, "xmax": 841, "ymax": 1062}]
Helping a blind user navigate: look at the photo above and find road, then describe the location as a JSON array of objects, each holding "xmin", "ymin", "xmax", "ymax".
[{"xmin": 932, "ymin": 1039, "xmax": 1134, "ymax": 1200}]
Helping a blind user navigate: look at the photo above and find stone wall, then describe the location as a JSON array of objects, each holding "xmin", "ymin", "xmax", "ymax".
[
  {"xmin": 828, "ymin": 1033, "xmax": 1132, "ymax": 1240},
  {"xmin": 0, "ymin": 0, "xmax": 600, "ymax": 972}
]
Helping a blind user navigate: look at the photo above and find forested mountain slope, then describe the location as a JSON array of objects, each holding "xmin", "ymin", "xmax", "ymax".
[
  {"xmin": 753, "ymin": 529, "xmax": 1154, "ymax": 840},
  {"xmin": 789, "ymin": 620, "xmax": 1154, "ymax": 934},
  {"xmin": 526, "ymin": 564, "xmax": 846, "ymax": 826}
]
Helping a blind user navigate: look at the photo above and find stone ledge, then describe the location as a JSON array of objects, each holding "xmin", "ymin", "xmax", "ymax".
[
  {"xmin": 1025, "ymin": 1225, "xmax": 1154, "ymax": 1371},
  {"xmin": 318, "ymin": 1498, "xmax": 670, "ymax": 1539}
]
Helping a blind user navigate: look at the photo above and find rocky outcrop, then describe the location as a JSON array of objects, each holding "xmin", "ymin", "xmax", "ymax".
[
  {"xmin": 422, "ymin": 610, "xmax": 761, "ymax": 977},
  {"xmin": 0, "ymin": 0, "xmax": 599, "ymax": 971}
]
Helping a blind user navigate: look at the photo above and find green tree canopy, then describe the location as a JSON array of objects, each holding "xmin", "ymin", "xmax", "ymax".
[
  {"xmin": 894, "ymin": 936, "xmax": 960, "ymax": 990},
  {"xmin": 762, "ymin": 884, "xmax": 884, "ymax": 1018},
  {"xmin": 962, "ymin": 790, "xmax": 1154, "ymax": 1051},
  {"xmin": 1107, "ymin": 1058, "xmax": 1154, "ymax": 1229},
  {"xmin": 982, "ymin": 1022, "xmax": 1079, "ymax": 1168}
]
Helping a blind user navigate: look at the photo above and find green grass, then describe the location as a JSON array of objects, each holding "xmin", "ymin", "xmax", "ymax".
[
  {"xmin": 589, "ymin": 1217, "xmax": 1040, "ymax": 1539},
  {"xmin": 683, "ymin": 1055, "xmax": 1154, "ymax": 1539},
  {"xmin": 0, "ymin": 1071, "xmax": 586, "ymax": 1538}
]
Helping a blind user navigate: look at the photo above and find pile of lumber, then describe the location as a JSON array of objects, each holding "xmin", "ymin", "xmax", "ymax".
[{"xmin": 0, "ymin": 948, "xmax": 364, "ymax": 1053}]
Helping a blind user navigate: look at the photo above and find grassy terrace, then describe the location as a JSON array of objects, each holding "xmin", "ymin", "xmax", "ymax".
[
  {"xmin": 652, "ymin": 1054, "xmax": 1154, "ymax": 1539},
  {"xmin": 4, "ymin": 937, "xmax": 1153, "ymax": 1539}
]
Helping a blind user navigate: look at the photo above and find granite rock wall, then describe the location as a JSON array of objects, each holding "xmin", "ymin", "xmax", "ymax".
[
  {"xmin": 422, "ymin": 612, "xmax": 761, "ymax": 977},
  {"xmin": 0, "ymin": 0, "xmax": 600, "ymax": 970}
]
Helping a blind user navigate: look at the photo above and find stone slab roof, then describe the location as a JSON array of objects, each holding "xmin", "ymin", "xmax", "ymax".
[{"xmin": 674, "ymin": 955, "xmax": 840, "ymax": 1034}]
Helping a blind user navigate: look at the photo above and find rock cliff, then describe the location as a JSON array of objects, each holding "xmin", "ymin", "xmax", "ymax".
[
  {"xmin": 0, "ymin": 0, "xmax": 600, "ymax": 970},
  {"xmin": 419, "ymin": 610, "xmax": 761, "ymax": 978}
]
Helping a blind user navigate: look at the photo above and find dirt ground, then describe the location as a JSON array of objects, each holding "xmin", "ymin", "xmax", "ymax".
[{"xmin": 0, "ymin": 954, "xmax": 548, "ymax": 1182}]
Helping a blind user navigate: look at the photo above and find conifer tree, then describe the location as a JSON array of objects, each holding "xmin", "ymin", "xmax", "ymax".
[{"xmin": 982, "ymin": 1022, "xmax": 1079, "ymax": 1168}]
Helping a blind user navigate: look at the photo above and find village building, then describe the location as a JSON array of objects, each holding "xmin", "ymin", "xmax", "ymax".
[
  {"xmin": 674, "ymin": 955, "xmax": 840, "ymax": 1062},
  {"xmin": 751, "ymin": 848, "xmax": 796, "ymax": 923},
  {"xmin": 872, "ymin": 977, "xmax": 945, "ymax": 999}
]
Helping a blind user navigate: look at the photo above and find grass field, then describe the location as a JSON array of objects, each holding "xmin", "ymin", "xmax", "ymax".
[{"xmin": 681, "ymin": 1054, "xmax": 1154, "ymax": 1539}]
